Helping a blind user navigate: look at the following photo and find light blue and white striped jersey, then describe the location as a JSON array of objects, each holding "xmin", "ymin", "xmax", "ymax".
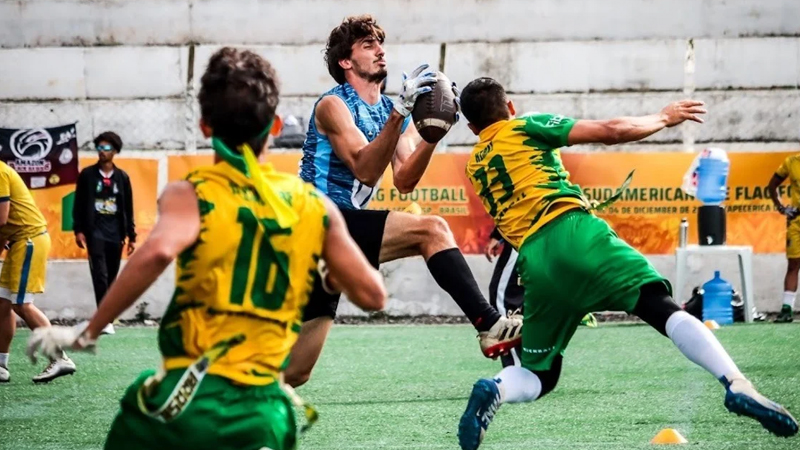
[{"xmin": 299, "ymin": 82, "xmax": 410, "ymax": 210}]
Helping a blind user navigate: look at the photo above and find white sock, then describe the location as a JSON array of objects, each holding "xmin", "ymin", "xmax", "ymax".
[
  {"xmin": 783, "ymin": 291, "xmax": 796, "ymax": 309},
  {"xmin": 0, "ymin": 352, "xmax": 8, "ymax": 368},
  {"xmin": 666, "ymin": 311, "xmax": 743, "ymax": 383},
  {"xmin": 494, "ymin": 366, "xmax": 542, "ymax": 404}
]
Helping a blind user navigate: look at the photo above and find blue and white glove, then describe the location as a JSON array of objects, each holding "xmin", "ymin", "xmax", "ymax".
[{"xmin": 393, "ymin": 63, "xmax": 437, "ymax": 117}]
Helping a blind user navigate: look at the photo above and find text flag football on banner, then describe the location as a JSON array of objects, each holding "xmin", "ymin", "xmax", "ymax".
[{"xmin": 0, "ymin": 124, "xmax": 79, "ymax": 189}]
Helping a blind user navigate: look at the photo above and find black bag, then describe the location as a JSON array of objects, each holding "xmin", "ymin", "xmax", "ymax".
[{"xmin": 682, "ymin": 286, "xmax": 705, "ymax": 320}]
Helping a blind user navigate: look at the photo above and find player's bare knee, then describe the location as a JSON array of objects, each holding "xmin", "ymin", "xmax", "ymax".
[
  {"xmin": 788, "ymin": 259, "xmax": 800, "ymax": 273},
  {"xmin": 420, "ymin": 216, "xmax": 456, "ymax": 253},
  {"xmin": 11, "ymin": 304, "xmax": 32, "ymax": 324},
  {"xmin": 10, "ymin": 303, "xmax": 25, "ymax": 317}
]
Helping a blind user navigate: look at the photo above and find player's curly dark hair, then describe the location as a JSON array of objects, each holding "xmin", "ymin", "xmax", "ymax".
[
  {"xmin": 93, "ymin": 131, "xmax": 123, "ymax": 153},
  {"xmin": 325, "ymin": 15, "xmax": 386, "ymax": 85},
  {"xmin": 460, "ymin": 77, "xmax": 511, "ymax": 132},
  {"xmin": 198, "ymin": 47, "xmax": 280, "ymax": 156}
]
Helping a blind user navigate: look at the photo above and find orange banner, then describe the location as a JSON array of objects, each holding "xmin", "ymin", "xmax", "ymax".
[
  {"xmin": 564, "ymin": 152, "xmax": 793, "ymax": 254},
  {"xmin": 166, "ymin": 151, "xmax": 796, "ymax": 255},
  {"xmin": 33, "ymin": 157, "xmax": 158, "ymax": 259}
]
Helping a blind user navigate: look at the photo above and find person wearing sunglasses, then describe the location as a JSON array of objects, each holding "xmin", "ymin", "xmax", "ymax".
[{"xmin": 72, "ymin": 131, "xmax": 136, "ymax": 335}]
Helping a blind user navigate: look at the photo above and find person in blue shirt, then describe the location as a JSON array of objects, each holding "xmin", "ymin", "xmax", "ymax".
[{"xmin": 287, "ymin": 15, "xmax": 522, "ymax": 387}]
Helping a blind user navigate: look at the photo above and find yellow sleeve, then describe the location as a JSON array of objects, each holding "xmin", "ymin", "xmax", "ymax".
[
  {"xmin": 0, "ymin": 168, "xmax": 10, "ymax": 201},
  {"xmin": 776, "ymin": 157, "xmax": 791, "ymax": 178}
]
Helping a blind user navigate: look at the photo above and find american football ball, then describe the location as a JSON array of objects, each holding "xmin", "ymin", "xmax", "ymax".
[{"xmin": 412, "ymin": 71, "xmax": 458, "ymax": 143}]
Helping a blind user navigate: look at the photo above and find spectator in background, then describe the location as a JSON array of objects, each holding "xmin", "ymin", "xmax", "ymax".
[{"xmin": 72, "ymin": 132, "xmax": 136, "ymax": 335}]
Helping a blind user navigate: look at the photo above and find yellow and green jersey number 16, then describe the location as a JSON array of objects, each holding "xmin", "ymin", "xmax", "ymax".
[{"xmin": 230, "ymin": 206, "xmax": 291, "ymax": 311}]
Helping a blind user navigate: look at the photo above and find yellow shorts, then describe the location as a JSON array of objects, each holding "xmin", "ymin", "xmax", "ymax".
[
  {"xmin": 787, "ymin": 217, "xmax": 800, "ymax": 259},
  {"xmin": 0, "ymin": 233, "xmax": 50, "ymax": 304}
]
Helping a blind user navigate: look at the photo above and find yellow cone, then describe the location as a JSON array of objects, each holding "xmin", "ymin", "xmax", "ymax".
[
  {"xmin": 403, "ymin": 202, "xmax": 422, "ymax": 215},
  {"xmin": 650, "ymin": 428, "xmax": 688, "ymax": 445},
  {"xmin": 704, "ymin": 320, "xmax": 720, "ymax": 330}
]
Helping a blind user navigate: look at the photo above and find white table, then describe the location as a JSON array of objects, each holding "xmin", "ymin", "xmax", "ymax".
[{"xmin": 674, "ymin": 245, "xmax": 755, "ymax": 323}]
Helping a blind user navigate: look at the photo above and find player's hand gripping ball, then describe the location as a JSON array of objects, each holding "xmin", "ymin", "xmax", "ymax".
[
  {"xmin": 412, "ymin": 71, "xmax": 460, "ymax": 143},
  {"xmin": 393, "ymin": 64, "xmax": 437, "ymax": 117}
]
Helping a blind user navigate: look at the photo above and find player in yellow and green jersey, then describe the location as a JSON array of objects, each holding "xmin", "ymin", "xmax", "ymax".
[
  {"xmin": 455, "ymin": 77, "xmax": 798, "ymax": 450},
  {"xmin": 767, "ymin": 155, "xmax": 800, "ymax": 322},
  {"xmin": 0, "ymin": 160, "xmax": 76, "ymax": 384},
  {"xmin": 26, "ymin": 47, "xmax": 387, "ymax": 450}
]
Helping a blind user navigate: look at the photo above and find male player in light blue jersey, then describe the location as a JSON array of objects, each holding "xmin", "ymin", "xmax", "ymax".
[{"xmin": 286, "ymin": 15, "xmax": 523, "ymax": 387}]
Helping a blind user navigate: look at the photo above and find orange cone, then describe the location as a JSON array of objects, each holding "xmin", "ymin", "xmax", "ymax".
[
  {"xmin": 704, "ymin": 320, "xmax": 720, "ymax": 330},
  {"xmin": 651, "ymin": 428, "xmax": 688, "ymax": 444}
]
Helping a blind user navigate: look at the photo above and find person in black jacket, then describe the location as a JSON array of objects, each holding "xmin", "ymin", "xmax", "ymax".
[{"xmin": 72, "ymin": 132, "xmax": 136, "ymax": 335}]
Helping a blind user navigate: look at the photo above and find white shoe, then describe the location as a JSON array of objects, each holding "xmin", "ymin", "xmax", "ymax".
[
  {"xmin": 478, "ymin": 313, "xmax": 523, "ymax": 359},
  {"xmin": 101, "ymin": 323, "xmax": 115, "ymax": 335},
  {"xmin": 32, "ymin": 356, "xmax": 76, "ymax": 384},
  {"xmin": 0, "ymin": 366, "xmax": 9, "ymax": 383}
]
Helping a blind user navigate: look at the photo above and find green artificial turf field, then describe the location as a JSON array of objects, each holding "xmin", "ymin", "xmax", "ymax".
[{"xmin": 1, "ymin": 323, "xmax": 798, "ymax": 449}]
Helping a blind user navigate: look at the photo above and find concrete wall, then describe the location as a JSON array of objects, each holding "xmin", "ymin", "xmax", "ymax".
[
  {"xmin": 1, "ymin": 1, "xmax": 798, "ymax": 151},
  {"xmin": 2, "ymin": 1, "xmax": 798, "ymax": 47}
]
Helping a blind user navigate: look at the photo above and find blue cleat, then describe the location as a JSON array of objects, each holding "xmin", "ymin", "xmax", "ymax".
[
  {"xmin": 458, "ymin": 379, "xmax": 502, "ymax": 450},
  {"xmin": 724, "ymin": 377, "xmax": 799, "ymax": 437}
]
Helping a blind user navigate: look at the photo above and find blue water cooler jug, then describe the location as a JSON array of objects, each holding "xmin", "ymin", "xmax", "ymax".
[
  {"xmin": 702, "ymin": 271, "xmax": 733, "ymax": 325},
  {"xmin": 696, "ymin": 152, "xmax": 730, "ymax": 245},
  {"xmin": 696, "ymin": 157, "xmax": 729, "ymax": 205}
]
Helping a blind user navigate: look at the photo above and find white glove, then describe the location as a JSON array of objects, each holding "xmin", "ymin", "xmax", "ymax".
[
  {"xmin": 393, "ymin": 63, "xmax": 437, "ymax": 117},
  {"xmin": 26, "ymin": 323, "xmax": 96, "ymax": 363}
]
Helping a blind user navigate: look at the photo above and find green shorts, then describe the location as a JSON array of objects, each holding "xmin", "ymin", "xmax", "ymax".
[
  {"xmin": 104, "ymin": 369, "xmax": 297, "ymax": 450},
  {"xmin": 517, "ymin": 210, "xmax": 670, "ymax": 371}
]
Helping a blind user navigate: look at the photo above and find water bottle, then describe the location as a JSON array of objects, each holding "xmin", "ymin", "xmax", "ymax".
[
  {"xmin": 679, "ymin": 218, "xmax": 688, "ymax": 247},
  {"xmin": 702, "ymin": 271, "xmax": 734, "ymax": 325},
  {"xmin": 696, "ymin": 153, "xmax": 729, "ymax": 205},
  {"xmin": 696, "ymin": 148, "xmax": 729, "ymax": 245}
]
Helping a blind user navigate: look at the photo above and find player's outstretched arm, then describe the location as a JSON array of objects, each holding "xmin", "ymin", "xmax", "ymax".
[
  {"xmin": 82, "ymin": 181, "xmax": 201, "ymax": 341},
  {"xmin": 320, "ymin": 196, "xmax": 386, "ymax": 311},
  {"xmin": 316, "ymin": 96, "xmax": 405, "ymax": 187},
  {"xmin": 567, "ymin": 100, "xmax": 707, "ymax": 146}
]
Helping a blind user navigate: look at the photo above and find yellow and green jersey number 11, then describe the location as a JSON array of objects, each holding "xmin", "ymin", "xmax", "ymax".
[
  {"xmin": 473, "ymin": 155, "xmax": 515, "ymax": 217},
  {"xmin": 230, "ymin": 207, "xmax": 291, "ymax": 311}
]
